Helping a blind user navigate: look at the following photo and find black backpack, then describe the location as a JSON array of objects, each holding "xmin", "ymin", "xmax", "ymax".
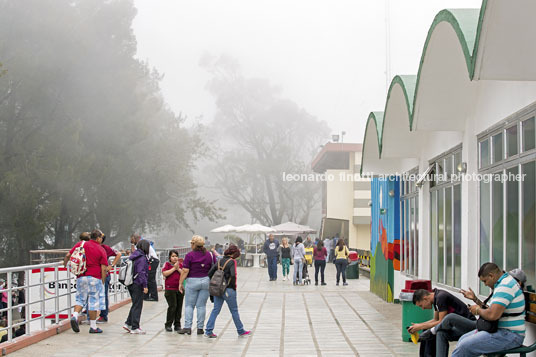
[{"xmin": 209, "ymin": 258, "xmax": 232, "ymax": 297}]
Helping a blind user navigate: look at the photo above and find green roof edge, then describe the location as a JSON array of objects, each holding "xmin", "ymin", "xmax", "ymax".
[
  {"xmin": 360, "ymin": 111, "xmax": 384, "ymax": 176},
  {"xmin": 360, "ymin": 0, "xmax": 488, "ymax": 173}
]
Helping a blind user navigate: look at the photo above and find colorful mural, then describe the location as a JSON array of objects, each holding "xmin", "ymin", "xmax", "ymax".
[{"xmin": 370, "ymin": 177, "xmax": 400, "ymax": 302}]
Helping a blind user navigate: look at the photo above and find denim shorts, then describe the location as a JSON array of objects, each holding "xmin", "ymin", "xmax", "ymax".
[{"xmin": 75, "ymin": 276, "xmax": 105, "ymax": 311}]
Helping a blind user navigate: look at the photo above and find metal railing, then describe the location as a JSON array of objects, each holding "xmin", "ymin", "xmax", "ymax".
[
  {"xmin": 0, "ymin": 248, "xmax": 188, "ymax": 344},
  {"xmin": 0, "ymin": 262, "xmax": 133, "ymax": 344}
]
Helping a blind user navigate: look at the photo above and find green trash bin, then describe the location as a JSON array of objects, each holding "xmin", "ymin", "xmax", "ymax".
[
  {"xmin": 346, "ymin": 261, "xmax": 359, "ymax": 279},
  {"xmin": 400, "ymin": 290, "xmax": 434, "ymax": 342}
]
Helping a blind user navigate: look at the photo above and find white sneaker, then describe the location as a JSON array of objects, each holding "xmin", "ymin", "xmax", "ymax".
[
  {"xmin": 123, "ymin": 324, "xmax": 132, "ymax": 332},
  {"xmin": 130, "ymin": 328, "xmax": 146, "ymax": 334},
  {"xmin": 283, "ymin": 276, "xmax": 286, "ymax": 281}
]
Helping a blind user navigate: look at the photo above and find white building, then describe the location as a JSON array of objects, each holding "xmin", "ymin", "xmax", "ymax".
[{"xmin": 361, "ymin": 0, "xmax": 536, "ymax": 344}]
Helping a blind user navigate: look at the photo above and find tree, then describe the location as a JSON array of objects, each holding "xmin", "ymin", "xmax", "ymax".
[
  {"xmin": 202, "ymin": 55, "xmax": 330, "ymax": 226},
  {"xmin": 0, "ymin": 0, "xmax": 222, "ymax": 267}
]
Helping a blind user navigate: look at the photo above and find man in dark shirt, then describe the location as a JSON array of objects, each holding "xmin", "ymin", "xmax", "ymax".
[
  {"xmin": 263, "ymin": 235, "xmax": 279, "ymax": 281},
  {"xmin": 409, "ymin": 288, "xmax": 476, "ymax": 357}
]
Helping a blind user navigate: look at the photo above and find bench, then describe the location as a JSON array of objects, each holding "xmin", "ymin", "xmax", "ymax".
[{"xmin": 488, "ymin": 292, "xmax": 536, "ymax": 357}]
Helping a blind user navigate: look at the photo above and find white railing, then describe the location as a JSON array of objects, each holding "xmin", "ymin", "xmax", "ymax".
[
  {"xmin": 0, "ymin": 249, "xmax": 182, "ymax": 345},
  {"xmin": 0, "ymin": 262, "xmax": 132, "ymax": 344}
]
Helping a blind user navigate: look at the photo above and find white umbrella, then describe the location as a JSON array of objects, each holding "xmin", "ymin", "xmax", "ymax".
[
  {"xmin": 233, "ymin": 224, "xmax": 275, "ymax": 233},
  {"xmin": 210, "ymin": 224, "xmax": 237, "ymax": 233},
  {"xmin": 271, "ymin": 221, "xmax": 317, "ymax": 234}
]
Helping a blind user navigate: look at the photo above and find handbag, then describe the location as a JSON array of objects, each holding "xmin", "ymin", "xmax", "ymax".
[{"xmin": 476, "ymin": 291, "xmax": 524, "ymax": 333}]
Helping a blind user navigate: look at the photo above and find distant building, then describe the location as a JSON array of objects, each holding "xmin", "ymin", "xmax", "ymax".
[{"xmin": 311, "ymin": 142, "xmax": 371, "ymax": 251}]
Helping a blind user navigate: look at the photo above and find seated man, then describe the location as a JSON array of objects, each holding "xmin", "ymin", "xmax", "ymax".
[
  {"xmin": 409, "ymin": 288, "xmax": 476, "ymax": 356},
  {"xmin": 452, "ymin": 262, "xmax": 525, "ymax": 356}
]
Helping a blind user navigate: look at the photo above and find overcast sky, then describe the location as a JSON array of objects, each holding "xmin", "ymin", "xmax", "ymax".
[{"xmin": 133, "ymin": 0, "xmax": 482, "ymax": 143}]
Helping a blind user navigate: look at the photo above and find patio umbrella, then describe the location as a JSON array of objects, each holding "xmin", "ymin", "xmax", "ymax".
[
  {"xmin": 271, "ymin": 221, "xmax": 317, "ymax": 235},
  {"xmin": 210, "ymin": 224, "xmax": 237, "ymax": 233}
]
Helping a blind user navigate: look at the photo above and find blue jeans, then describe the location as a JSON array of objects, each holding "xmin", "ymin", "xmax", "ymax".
[
  {"xmin": 293, "ymin": 258, "xmax": 303, "ymax": 284},
  {"xmin": 184, "ymin": 277, "xmax": 210, "ymax": 329},
  {"xmin": 335, "ymin": 259, "xmax": 348, "ymax": 283},
  {"xmin": 205, "ymin": 288, "xmax": 245, "ymax": 335},
  {"xmin": 99, "ymin": 275, "xmax": 111, "ymax": 319},
  {"xmin": 451, "ymin": 328, "xmax": 524, "ymax": 357},
  {"xmin": 268, "ymin": 256, "xmax": 278, "ymax": 279},
  {"xmin": 435, "ymin": 313, "xmax": 477, "ymax": 356}
]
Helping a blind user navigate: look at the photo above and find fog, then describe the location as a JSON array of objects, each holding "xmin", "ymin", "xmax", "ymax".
[{"xmin": 0, "ymin": 0, "xmax": 483, "ymax": 266}]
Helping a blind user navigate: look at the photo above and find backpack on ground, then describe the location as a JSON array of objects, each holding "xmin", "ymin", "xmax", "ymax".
[
  {"xmin": 119, "ymin": 258, "xmax": 138, "ymax": 286},
  {"xmin": 209, "ymin": 258, "xmax": 232, "ymax": 297},
  {"xmin": 69, "ymin": 242, "xmax": 87, "ymax": 276}
]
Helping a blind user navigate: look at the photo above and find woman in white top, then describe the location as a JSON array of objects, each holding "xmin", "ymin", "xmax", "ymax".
[{"xmin": 291, "ymin": 236, "xmax": 306, "ymax": 285}]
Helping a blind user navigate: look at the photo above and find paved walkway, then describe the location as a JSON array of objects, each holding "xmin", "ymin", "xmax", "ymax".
[{"xmin": 12, "ymin": 265, "xmax": 418, "ymax": 356}]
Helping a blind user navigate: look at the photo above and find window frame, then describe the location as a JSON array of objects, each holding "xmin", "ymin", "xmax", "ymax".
[
  {"xmin": 429, "ymin": 145, "xmax": 463, "ymax": 288},
  {"xmin": 477, "ymin": 103, "xmax": 536, "ymax": 295}
]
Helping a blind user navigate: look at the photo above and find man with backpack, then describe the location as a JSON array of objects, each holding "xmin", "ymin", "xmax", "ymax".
[
  {"xmin": 68, "ymin": 230, "xmax": 108, "ymax": 334},
  {"xmin": 204, "ymin": 245, "xmax": 251, "ymax": 338}
]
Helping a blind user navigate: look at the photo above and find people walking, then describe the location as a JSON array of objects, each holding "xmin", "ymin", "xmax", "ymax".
[
  {"xmin": 334, "ymin": 239, "xmax": 350, "ymax": 286},
  {"xmin": 263, "ymin": 234, "xmax": 280, "ymax": 281},
  {"xmin": 313, "ymin": 241, "xmax": 327, "ymax": 286},
  {"xmin": 178, "ymin": 235, "xmax": 216, "ymax": 335},
  {"xmin": 97, "ymin": 233, "xmax": 121, "ymax": 323},
  {"xmin": 323, "ymin": 237, "xmax": 332, "ymax": 263},
  {"xmin": 162, "ymin": 250, "xmax": 184, "ymax": 332},
  {"xmin": 124, "ymin": 239, "xmax": 150, "ymax": 334},
  {"xmin": 279, "ymin": 237, "xmax": 291, "ymax": 281},
  {"xmin": 204, "ymin": 245, "xmax": 251, "ymax": 338},
  {"xmin": 130, "ymin": 234, "xmax": 159, "ymax": 301},
  {"xmin": 68, "ymin": 230, "xmax": 108, "ymax": 334},
  {"xmin": 292, "ymin": 237, "xmax": 305, "ymax": 285}
]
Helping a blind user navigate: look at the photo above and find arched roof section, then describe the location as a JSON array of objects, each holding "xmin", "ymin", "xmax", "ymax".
[
  {"xmin": 380, "ymin": 75, "xmax": 423, "ymax": 159},
  {"xmin": 360, "ymin": 112, "xmax": 383, "ymax": 175},
  {"xmin": 410, "ymin": 8, "xmax": 481, "ymax": 132},
  {"xmin": 361, "ymin": 111, "xmax": 420, "ymax": 175},
  {"xmin": 360, "ymin": 5, "xmax": 485, "ymax": 174},
  {"xmin": 474, "ymin": 0, "xmax": 536, "ymax": 80}
]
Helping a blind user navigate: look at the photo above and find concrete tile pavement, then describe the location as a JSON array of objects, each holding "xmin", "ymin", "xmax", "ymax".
[{"xmin": 10, "ymin": 264, "xmax": 419, "ymax": 356}]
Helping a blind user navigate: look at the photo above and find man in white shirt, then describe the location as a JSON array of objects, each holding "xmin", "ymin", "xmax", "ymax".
[{"xmin": 323, "ymin": 238, "xmax": 332, "ymax": 262}]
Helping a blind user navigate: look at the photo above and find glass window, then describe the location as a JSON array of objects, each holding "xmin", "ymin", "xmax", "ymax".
[
  {"xmin": 506, "ymin": 167, "xmax": 519, "ymax": 271},
  {"xmin": 492, "ymin": 132, "xmax": 504, "ymax": 163},
  {"xmin": 400, "ymin": 200, "xmax": 405, "ymax": 272},
  {"xmin": 445, "ymin": 187, "xmax": 453, "ymax": 286},
  {"xmin": 492, "ymin": 175, "xmax": 504, "ymax": 268},
  {"xmin": 523, "ymin": 117, "xmax": 535, "ymax": 152},
  {"xmin": 431, "ymin": 191, "xmax": 437, "ymax": 282},
  {"xmin": 415, "ymin": 197, "xmax": 419, "ymax": 276},
  {"xmin": 454, "ymin": 184, "xmax": 461, "ymax": 288},
  {"xmin": 480, "ymin": 139, "xmax": 490, "ymax": 168},
  {"xmin": 409, "ymin": 199, "xmax": 414, "ymax": 275},
  {"xmin": 522, "ymin": 162, "xmax": 535, "ymax": 288},
  {"xmin": 480, "ymin": 181, "xmax": 491, "ymax": 296},
  {"xmin": 437, "ymin": 162, "xmax": 444, "ymax": 184},
  {"xmin": 454, "ymin": 151, "xmax": 462, "ymax": 183},
  {"xmin": 406, "ymin": 199, "xmax": 410, "ymax": 274},
  {"xmin": 438, "ymin": 188, "xmax": 444, "ymax": 284},
  {"xmin": 444, "ymin": 157, "xmax": 453, "ymax": 182},
  {"xmin": 506, "ymin": 125, "xmax": 518, "ymax": 157}
]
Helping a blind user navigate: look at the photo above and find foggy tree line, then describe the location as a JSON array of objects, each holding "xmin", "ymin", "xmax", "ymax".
[
  {"xmin": 202, "ymin": 55, "xmax": 330, "ymax": 226},
  {"xmin": 0, "ymin": 0, "xmax": 222, "ymax": 267}
]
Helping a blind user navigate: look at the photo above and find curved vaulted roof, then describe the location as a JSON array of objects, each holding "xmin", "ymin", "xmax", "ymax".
[
  {"xmin": 361, "ymin": 0, "xmax": 536, "ymax": 174},
  {"xmin": 361, "ymin": 2, "xmax": 486, "ymax": 174}
]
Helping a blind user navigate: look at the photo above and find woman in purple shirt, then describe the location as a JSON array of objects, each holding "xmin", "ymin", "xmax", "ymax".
[{"xmin": 178, "ymin": 235, "xmax": 215, "ymax": 335}]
